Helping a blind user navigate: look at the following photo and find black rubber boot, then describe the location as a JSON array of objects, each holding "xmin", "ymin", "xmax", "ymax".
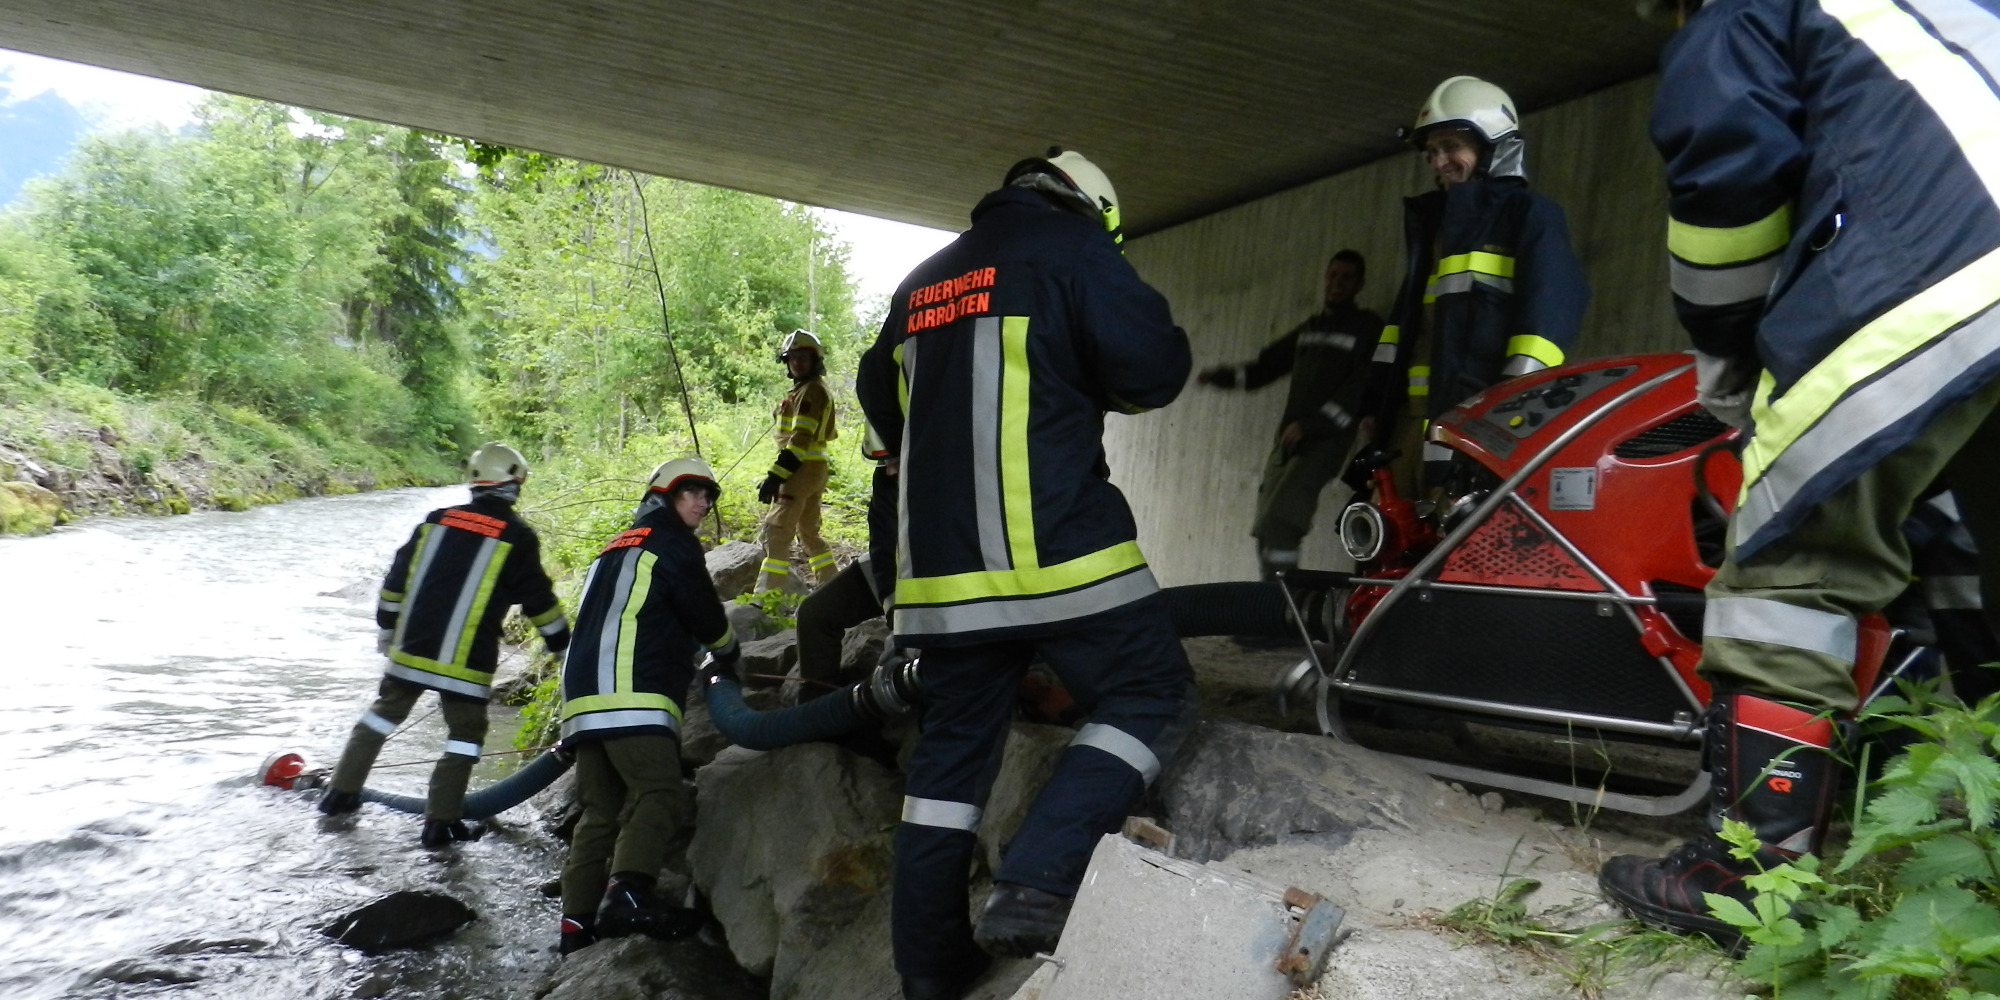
[
  {"xmin": 558, "ymin": 915, "xmax": 597, "ymax": 957},
  {"xmin": 317, "ymin": 789, "xmax": 363, "ymax": 815},
  {"xmin": 1599, "ymin": 692, "xmax": 1840, "ymax": 949},
  {"xmin": 419, "ymin": 818, "xmax": 486, "ymax": 848},
  {"xmin": 598, "ymin": 872, "xmax": 702, "ymax": 941},
  {"xmin": 900, "ymin": 949, "xmax": 991, "ymax": 1000},
  {"xmin": 973, "ymin": 882, "xmax": 1074, "ymax": 958}
]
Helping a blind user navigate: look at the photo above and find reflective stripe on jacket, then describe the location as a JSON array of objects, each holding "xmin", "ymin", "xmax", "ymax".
[
  {"xmin": 770, "ymin": 377, "xmax": 836, "ymax": 476},
  {"xmin": 376, "ymin": 497, "xmax": 568, "ymax": 700},
  {"xmin": 558, "ymin": 507, "xmax": 736, "ymax": 745},
  {"xmin": 1362, "ymin": 180, "xmax": 1589, "ymax": 426},
  {"xmin": 1654, "ymin": 0, "xmax": 2000, "ymax": 558},
  {"xmin": 856, "ymin": 186, "xmax": 1192, "ymax": 647}
]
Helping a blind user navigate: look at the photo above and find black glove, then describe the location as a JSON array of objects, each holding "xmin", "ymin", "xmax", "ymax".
[
  {"xmin": 758, "ymin": 473, "xmax": 783, "ymax": 504},
  {"xmin": 698, "ymin": 642, "xmax": 742, "ymax": 688}
]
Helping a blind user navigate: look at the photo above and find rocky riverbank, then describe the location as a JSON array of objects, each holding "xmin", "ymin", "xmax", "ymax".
[{"xmin": 479, "ymin": 573, "xmax": 1742, "ymax": 1000}]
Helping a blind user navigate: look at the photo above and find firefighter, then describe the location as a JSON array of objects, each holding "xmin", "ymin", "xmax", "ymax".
[
  {"xmin": 556, "ymin": 457, "xmax": 739, "ymax": 956},
  {"xmin": 1197, "ymin": 250, "xmax": 1384, "ymax": 579},
  {"xmin": 1359, "ymin": 76, "xmax": 1590, "ymax": 499},
  {"xmin": 856, "ymin": 148, "xmax": 1197, "ymax": 1000},
  {"xmin": 1599, "ymin": 0, "xmax": 2000, "ymax": 948},
  {"xmin": 756, "ymin": 329, "xmax": 838, "ymax": 592},
  {"xmin": 318, "ymin": 442, "xmax": 570, "ymax": 849}
]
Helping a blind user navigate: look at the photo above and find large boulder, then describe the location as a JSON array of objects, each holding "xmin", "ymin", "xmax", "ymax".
[
  {"xmin": 0, "ymin": 480, "xmax": 62, "ymax": 534},
  {"xmin": 542, "ymin": 935, "xmax": 767, "ymax": 1000},
  {"xmin": 738, "ymin": 631, "xmax": 798, "ymax": 697},
  {"xmin": 321, "ymin": 890, "xmax": 475, "ymax": 954},
  {"xmin": 707, "ymin": 541, "xmax": 764, "ymax": 598},
  {"xmin": 838, "ymin": 617, "xmax": 891, "ymax": 680},
  {"xmin": 726, "ymin": 601, "xmax": 785, "ymax": 642},
  {"xmin": 689, "ymin": 743, "xmax": 900, "ymax": 999},
  {"xmin": 1156, "ymin": 719, "xmax": 1442, "ymax": 862}
]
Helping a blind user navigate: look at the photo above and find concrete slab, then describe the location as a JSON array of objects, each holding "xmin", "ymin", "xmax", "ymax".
[{"xmin": 1012, "ymin": 835, "xmax": 1302, "ymax": 1000}]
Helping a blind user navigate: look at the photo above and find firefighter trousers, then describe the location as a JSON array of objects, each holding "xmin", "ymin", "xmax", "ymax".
[
  {"xmin": 328, "ymin": 675, "xmax": 489, "ymax": 820},
  {"xmin": 758, "ymin": 459, "xmax": 832, "ymax": 589},
  {"xmin": 560, "ymin": 733, "xmax": 690, "ymax": 919},
  {"xmin": 1251, "ymin": 428, "xmax": 1357, "ymax": 567},
  {"xmin": 794, "ymin": 559, "xmax": 881, "ymax": 700},
  {"xmin": 891, "ymin": 596, "xmax": 1196, "ymax": 977},
  {"xmin": 1703, "ymin": 376, "xmax": 2000, "ymax": 714}
]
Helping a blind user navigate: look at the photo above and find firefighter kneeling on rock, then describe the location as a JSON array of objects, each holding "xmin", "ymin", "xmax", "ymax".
[
  {"xmin": 555, "ymin": 457, "xmax": 739, "ymax": 956},
  {"xmin": 857, "ymin": 148, "xmax": 1198, "ymax": 1000},
  {"xmin": 318, "ymin": 442, "xmax": 570, "ymax": 848},
  {"xmin": 1601, "ymin": 0, "xmax": 2000, "ymax": 950}
]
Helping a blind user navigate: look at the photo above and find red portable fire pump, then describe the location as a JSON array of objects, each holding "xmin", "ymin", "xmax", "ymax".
[{"xmin": 1283, "ymin": 353, "xmax": 1928, "ymax": 814}]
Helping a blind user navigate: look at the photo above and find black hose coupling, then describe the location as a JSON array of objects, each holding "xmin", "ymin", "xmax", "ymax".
[{"xmin": 853, "ymin": 651, "xmax": 923, "ymax": 723}]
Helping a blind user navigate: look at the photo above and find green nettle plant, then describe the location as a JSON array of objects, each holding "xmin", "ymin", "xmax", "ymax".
[{"xmin": 1715, "ymin": 684, "xmax": 2000, "ymax": 999}]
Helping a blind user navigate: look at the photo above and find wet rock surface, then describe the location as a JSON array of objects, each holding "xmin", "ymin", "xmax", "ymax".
[{"xmin": 323, "ymin": 889, "xmax": 477, "ymax": 954}]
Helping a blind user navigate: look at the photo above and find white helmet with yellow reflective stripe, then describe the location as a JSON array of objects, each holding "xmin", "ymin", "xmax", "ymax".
[
  {"xmin": 466, "ymin": 441, "xmax": 529, "ymax": 485},
  {"xmin": 647, "ymin": 456, "xmax": 720, "ymax": 497},
  {"xmin": 1005, "ymin": 147, "xmax": 1124, "ymax": 244},
  {"xmin": 1403, "ymin": 76, "xmax": 1527, "ymax": 181}
]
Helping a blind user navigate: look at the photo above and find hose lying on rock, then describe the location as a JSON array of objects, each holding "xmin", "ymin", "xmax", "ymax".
[
  {"xmin": 704, "ymin": 577, "xmax": 1346, "ymax": 752},
  {"xmin": 355, "ymin": 749, "xmax": 573, "ymax": 819}
]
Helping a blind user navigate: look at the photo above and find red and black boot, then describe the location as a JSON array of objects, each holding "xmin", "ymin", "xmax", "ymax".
[{"xmin": 1598, "ymin": 691, "xmax": 1841, "ymax": 949}]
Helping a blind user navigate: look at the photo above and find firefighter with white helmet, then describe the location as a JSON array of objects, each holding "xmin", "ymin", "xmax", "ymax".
[
  {"xmin": 318, "ymin": 441, "xmax": 571, "ymax": 848},
  {"xmin": 1358, "ymin": 75, "xmax": 1591, "ymax": 497},
  {"xmin": 555, "ymin": 455, "xmax": 738, "ymax": 956},
  {"xmin": 857, "ymin": 147, "xmax": 1196, "ymax": 1000},
  {"xmin": 755, "ymin": 328, "xmax": 838, "ymax": 591}
]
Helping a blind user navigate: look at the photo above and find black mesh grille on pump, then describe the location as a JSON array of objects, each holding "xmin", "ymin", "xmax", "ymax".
[
  {"xmin": 1612, "ymin": 410, "xmax": 1731, "ymax": 459},
  {"xmin": 1345, "ymin": 589, "xmax": 1695, "ymax": 724}
]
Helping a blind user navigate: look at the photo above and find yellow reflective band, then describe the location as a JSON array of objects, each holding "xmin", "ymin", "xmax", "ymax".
[
  {"xmin": 1504, "ymin": 335, "xmax": 1566, "ymax": 368},
  {"xmin": 1380, "ymin": 325, "xmax": 1401, "ymax": 345},
  {"xmin": 1821, "ymin": 0, "xmax": 2000, "ymax": 207},
  {"xmin": 1741, "ymin": 243, "xmax": 2000, "ymax": 491},
  {"xmin": 706, "ymin": 625, "xmax": 736, "ymax": 651},
  {"xmin": 388, "ymin": 650, "xmax": 494, "ymax": 686},
  {"xmin": 761, "ymin": 558, "xmax": 790, "ymax": 573},
  {"xmin": 445, "ymin": 538, "xmax": 511, "ymax": 668},
  {"xmin": 527, "ymin": 603, "xmax": 564, "ymax": 628},
  {"xmin": 614, "ymin": 550, "xmax": 657, "ymax": 695},
  {"xmin": 1668, "ymin": 204, "xmax": 1792, "ymax": 267},
  {"xmin": 791, "ymin": 414, "xmax": 820, "ymax": 432},
  {"xmin": 1435, "ymin": 251, "xmax": 1516, "ymax": 278},
  {"xmin": 896, "ymin": 541, "xmax": 1147, "ymax": 606},
  {"xmin": 894, "ymin": 341, "xmax": 911, "ymax": 415},
  {"xmin": 380, "ymin": 588, "xmax": 406, "ymax": 602},
  {"xmin": 562, "ymin": 691, "xmax": 684, "ymax": 723},
  {"xmin": 1001, "ymin": 316, "xmax": 1039, "ymax": 570}
]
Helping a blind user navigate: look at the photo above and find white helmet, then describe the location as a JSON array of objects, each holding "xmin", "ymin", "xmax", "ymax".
[
  {"xmin": 1006, "ymin": 147, "xmax": 1123, "ymax": 243},
  {"xmin": 1407, "ymin": 76, "xmax": 1519, "ymax": 145},
  {"xmin": 466, "ymin": 442, "xmax": 529, "ymax": 485},
  {"xmin": 647, "ymin": 456, "xmax": 720, "ymax": 497},
  {"xmin": 777, "ymin": 328, "xmax": 822, "ymax": 361}
]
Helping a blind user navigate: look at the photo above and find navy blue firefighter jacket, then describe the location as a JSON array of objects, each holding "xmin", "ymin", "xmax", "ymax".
[
  {"xmin": 1654, "ymin": 0, "xmax": 2000, "ymax": 558},
  {"xmin": 856, "ymin": 185, "xmax": 1191, "ymax": 648}
]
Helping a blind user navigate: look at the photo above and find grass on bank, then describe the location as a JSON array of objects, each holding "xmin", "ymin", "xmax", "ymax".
[{"xmin": 1435, "ymin": 677, "xmax": 2000, "ymax": 999}]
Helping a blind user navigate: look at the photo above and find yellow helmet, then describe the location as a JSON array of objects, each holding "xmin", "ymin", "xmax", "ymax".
[
  {"xmin": 466, "ymin": 442, "xmax": 529, "ymax": 485},
  {"xmin": 647, "ymin": 456, "xmax": 720, "ymax": 496}
]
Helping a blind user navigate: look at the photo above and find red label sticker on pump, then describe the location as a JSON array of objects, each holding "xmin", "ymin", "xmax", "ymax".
[{"xmin": 1550, "ymin": 467, "xmax": 1597, "ymax": 510}]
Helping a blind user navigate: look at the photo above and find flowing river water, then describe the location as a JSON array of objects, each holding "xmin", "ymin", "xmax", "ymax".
[{"xmin": 0, "ymin": 486, "xmax": 589, "ymax": 1000}]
